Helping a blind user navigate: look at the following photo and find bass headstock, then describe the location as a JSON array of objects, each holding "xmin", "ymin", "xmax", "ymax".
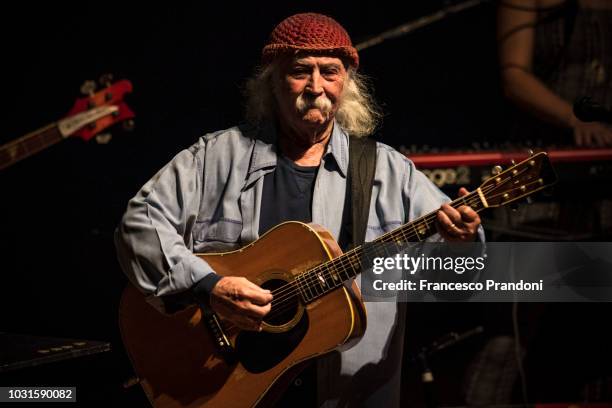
[{"xmin": 62, "ymin": 76, "xmax": 135, "ymax": 142}]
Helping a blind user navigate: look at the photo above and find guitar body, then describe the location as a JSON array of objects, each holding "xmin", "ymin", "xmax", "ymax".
[{"xmin": 119, "ymin": 222, "xmax": 367, "ymax": 408}]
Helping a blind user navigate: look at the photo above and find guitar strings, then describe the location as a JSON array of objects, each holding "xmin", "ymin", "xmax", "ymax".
[
  {"xmin": 269, "ymin": 190, "xmax": 486, "ymax": 304},
  {"xmin": 265, "ymin": 201, "xmax": 484, "ymax": 320},
  {"xmin": 269, "ymin": 164, "xmax": 534, "ymax": 305},
  {"xmin": 268, "ymin": 178, "xmax": 541, "ymax": 321},
  {"xmin": 262, "ymin": 193, "xmax": 488, "ymax": 321},
  {"xmin": 221, "ymin": 192, "xmax": 482, "ymax": 332},
  {"xmin": 266, "ymin": 193, "xmax": 485, "ymax": 312},
  {"xmin": 223, "ymin": 167, "xmax": 537, "ymax": 330},
  {"xmin": 280, "ymin": 171, "xmax": 540, "ymax": 309},
  {"xmin": 264, "ymin": 171, "xmax": 535, "ymax": 319}
]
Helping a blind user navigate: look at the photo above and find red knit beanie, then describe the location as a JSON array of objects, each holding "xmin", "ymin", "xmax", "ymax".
[{"xmin": 262, "ymin": 13, "xmax": 359, "ymax": 68}]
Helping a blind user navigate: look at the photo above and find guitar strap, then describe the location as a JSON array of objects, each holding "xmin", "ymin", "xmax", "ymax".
[{"xmin": 344, "ymin": 135, "xmax": 377, "ymax": 249}]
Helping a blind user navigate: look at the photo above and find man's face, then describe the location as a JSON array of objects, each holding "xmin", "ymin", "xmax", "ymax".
[{"xmin": 273, "ymin": 54, "xmax": 347, "ymax": 141}]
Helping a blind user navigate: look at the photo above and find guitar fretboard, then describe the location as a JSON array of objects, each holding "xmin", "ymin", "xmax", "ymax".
[
  {"xmin": 0, "ymin": 123, "xmax": 63, "ymax": 170},
  {"xmin": 294, "ymin": 190, "xmax": 486, "ymax": 303}
]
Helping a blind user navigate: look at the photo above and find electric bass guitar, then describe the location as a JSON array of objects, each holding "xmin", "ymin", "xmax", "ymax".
[
  {"xmin": 0, "ymin": 76, "xmax": 134, "ymax": 170},
  {"xmin": 119, "ymin": 152, "xmax": 557, "ymax": 408}
]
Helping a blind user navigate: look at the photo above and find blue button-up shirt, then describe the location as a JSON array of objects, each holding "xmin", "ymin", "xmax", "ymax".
[{"xmin": 115, "ymin": 121, "xmax": 478, "ymax": 407}]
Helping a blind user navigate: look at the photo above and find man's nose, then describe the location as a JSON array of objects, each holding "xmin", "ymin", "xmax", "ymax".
[{"xmin": 306, "ymin": 70, "xmax": 324, "ymax": 95}]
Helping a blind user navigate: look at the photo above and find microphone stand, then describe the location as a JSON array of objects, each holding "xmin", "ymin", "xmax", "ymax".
[{"xmin": 408, "ymin": 326, "xmax": 484, "ymax": 408}]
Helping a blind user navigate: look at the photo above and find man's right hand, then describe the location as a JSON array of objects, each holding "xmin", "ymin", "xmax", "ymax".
[
  {"xmin": 209, "ymin": 276, "xmax": 273, "ymax": 331},
  {"xmin": 572, "ymin": 119, "xmax": 612, "ymax": 147}
]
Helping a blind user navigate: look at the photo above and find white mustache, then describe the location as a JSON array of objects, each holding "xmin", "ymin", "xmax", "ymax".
[{"xmin": 296, "ymin": 94, "xmax": 333, "ymax": 116}]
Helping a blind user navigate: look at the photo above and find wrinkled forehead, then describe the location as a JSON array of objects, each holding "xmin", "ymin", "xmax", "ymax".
[{"xmin": 279, "ymin": 52, "xmax": 349, "ymax": 70}]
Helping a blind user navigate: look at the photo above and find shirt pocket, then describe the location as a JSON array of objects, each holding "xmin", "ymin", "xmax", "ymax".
[{"xmin": 193, "ymin": 218, "xmax": 242, "ymax": 252}]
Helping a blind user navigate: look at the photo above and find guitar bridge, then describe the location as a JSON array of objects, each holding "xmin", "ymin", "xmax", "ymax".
[{"xmin": 203, "ymin": 310, "xmax": 236, "ymax": 362}]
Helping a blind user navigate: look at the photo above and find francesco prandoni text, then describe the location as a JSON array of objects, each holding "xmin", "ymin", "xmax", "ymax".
[{"xmin": 371, "ymin": 254, "xmax": 544, "ymax": 292}]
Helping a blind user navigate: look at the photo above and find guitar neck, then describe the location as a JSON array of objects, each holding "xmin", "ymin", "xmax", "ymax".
[
  {"xmin": 0, "ymin": 123, "xmax": 64, "ymax": 170},
  {"xmin": 294, "ymin": 190, "xmax": 487, "ymax": 302}
]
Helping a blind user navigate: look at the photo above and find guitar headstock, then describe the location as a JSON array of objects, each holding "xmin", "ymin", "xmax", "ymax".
[
  {"xmin": 478, "ymin": 152, "xmax": 557, "ymax": 208},
  {"xmin": 63, "ymin": 77, "xmax": 135, "ymax": 142}
]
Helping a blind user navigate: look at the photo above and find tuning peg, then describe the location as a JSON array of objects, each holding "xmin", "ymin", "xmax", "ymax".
[
  {"xmin": 527, "ymin": 149, "xmax": 534, "ymax": 156},
  {"xmin": 99, "ymin": 73, "xmax": 114, "ymax": 88},
  {"xmin": 510, "ymin": 159, "xmax": 516, "ymax": 165},
  {"xmin": 491, "ymin": 165, "xmax": 502, "ymax": 176},
  {"xmin": 525, "ymin": 196, "xmax": 533, "ymax": 204},
  {"xmin": 80, "ymin": 80, "xmax": 97, "ymax": 96},
  {"xmin": 95, "ymin": 133, "xmax": 113, "ymax": 144},
  {"xmin": 122, "ymin": 119, "xmax": 136, "ymax": 132}
]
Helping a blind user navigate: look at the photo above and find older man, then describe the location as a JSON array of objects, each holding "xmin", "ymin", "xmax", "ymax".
[{"xmin": 116, "ymin": 12, "xmax": 481, "ymax": 407}]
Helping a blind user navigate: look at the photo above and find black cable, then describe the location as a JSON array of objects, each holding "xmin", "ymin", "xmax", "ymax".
[{"xmin": 509, "ymin": 243, "xmax": 530, "ymax": 407}]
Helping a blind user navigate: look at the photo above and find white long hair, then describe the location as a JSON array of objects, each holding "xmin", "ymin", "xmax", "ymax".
[{"xmin": 244, "ymin": 63, "xmax": 382, "ymax": 137}]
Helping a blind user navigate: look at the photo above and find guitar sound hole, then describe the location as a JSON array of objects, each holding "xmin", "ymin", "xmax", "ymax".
[
  {"xmin": 235, "ymin": 306, "xmax": 309, "ymax": 373},
  {"xmin": 261, "ymin": 278, "xmax": 300, "ymax": 327}
]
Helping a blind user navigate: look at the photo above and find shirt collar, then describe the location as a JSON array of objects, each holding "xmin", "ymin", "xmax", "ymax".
[
  {"xmin": 248, "ymin": 121, "xmax": 278, "ymax": 174},
  {"xmin": 325, "ymin": 121, "xmax": 349, "ymax": 178},
  {"xmin": 248, "ymin": 120, "xmax": 349, "ymax": 178}
]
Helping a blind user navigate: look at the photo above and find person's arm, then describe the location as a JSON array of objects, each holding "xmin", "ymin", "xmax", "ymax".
[
  {"xmin": 115, "ymin": 138, "xmax": 271, "ymax": 330},
  {"xmin": 402, "ymin": 158, "xmax": 485, "ymax": 292},
  {"xmin": 401, "ymin": 157, "xmax": 483, "ymax": 243},
  {"xmin": 114, "ymin": 142, "xmax": 214, "ymax": 301},
  {"xmin": 497, "ymin": 0, "xmax": 612, "ymax": 146}
]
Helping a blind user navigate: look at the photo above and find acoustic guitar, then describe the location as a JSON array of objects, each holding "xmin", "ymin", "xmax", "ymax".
[
  {"xmin": 0, "ymin": 76, "xmax": 134, "ymax": 170},
  {"xmin": 119, "ymin": 152, "xmax": 557, "ymax": 408}
]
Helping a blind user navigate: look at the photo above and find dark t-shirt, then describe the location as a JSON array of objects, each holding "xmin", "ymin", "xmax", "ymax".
[
  {"xmin": 258, "ymin": 154, "xmax": 319, "ymax": 406},
  {"xmin": 259, "ymin": 154, "xmax": 319, "ymax": 235}
]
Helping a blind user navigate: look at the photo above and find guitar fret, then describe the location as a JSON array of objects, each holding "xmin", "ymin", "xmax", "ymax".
[
  {"xmin": 375, "ymin": 245, "xmax": 387, "ymax": 258},
  {"xmin": 340, "ymin": 263, "xmax": 352, "ymax": 280},
  {"xmin": 298, "ymin": 272, "xmax": 314, "ymax": 302},
  {"xmin": 418, "ymin": 219, "xmax": 431, "ymax": 238},
  {"xmin": 329, "ymin": 262, "xmax": 342, "ymax": 284},
  {"xmin": 391, "ymin": 232, "xmax": 403, "ymax": 253},
  {"xmin": 323, "ymin": 264, "xmax": 338, "ymax": 288},
  {"xmin": 308, "ymin": 270, "xmax": 323, "ymax": 297},
  {"xmin": 294, "ymin": 274, "xmax": 308, "ymax": 302},
  {"xmin": 342, "ymin": 257, "xmax": 355, "ymax": 280},
  {"xmin": 348, "ymin": 254, "xmax": 361, "ymax": 277},
  {"xmin": 381, "ymin": 243, "xmax": 393, "ymax": 258},
  {"xmin": 411, "ymin": 222, "xmax": 422, "ymax": 242},
  {"xmin": 399, "ymin": 227, "xmax": 410, "ymax": 244},
  {"xmin": 0, "ymin": 124, "xmax": 64, "ymax": 171},
  {"xmin": 315, "ymin": 270, "xmax": 328, "ymax": 291}
]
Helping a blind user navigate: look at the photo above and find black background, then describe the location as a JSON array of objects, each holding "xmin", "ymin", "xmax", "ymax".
[{"xmin": 0, "ymin": 1, "xmax": 608, "ymax": 406}]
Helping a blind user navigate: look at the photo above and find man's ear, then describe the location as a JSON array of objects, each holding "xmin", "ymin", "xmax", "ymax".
[{"xmin": 345, "ymin": 65, "xmax": 356, "ymax": 80}]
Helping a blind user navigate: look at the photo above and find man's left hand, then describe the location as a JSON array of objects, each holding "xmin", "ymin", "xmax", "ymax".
[{"xmin": 436, "ymin": 187, "xmax": 481, "ymax": 242}]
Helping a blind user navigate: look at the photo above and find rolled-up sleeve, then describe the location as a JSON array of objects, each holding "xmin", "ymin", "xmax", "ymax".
[
  {"xmin": 114, "ymin": 140, "xmax": 219, "ymax": 304},
  {"xmin": 403, "ymin": 157, "xmax": 486, "ymax": 243},
  {"xmin": 403, "ymin": 158, "xmax": 450, "ymax": 224}
]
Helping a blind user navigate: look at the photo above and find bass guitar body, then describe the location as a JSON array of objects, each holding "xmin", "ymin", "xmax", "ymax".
[{"xmin": 119, "ymin": 222, "xmax": 367, "ymax": 408}]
